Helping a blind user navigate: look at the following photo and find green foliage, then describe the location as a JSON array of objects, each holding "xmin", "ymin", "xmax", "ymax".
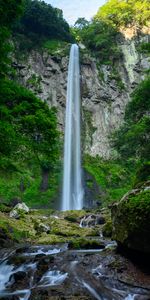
[
  {"xmin": 0, "ymin": 79, "xmax": 60, "ymax": 168},
  {"xmin": 0, "ymin": 0, "xmax": 24, "ymax": 28},
  {"xmin": 0, "ymin": 79, "xmax": 61, "ymax": 206},
  {"xmin": 113, "ymin": 76, "xmax": 150, "ymax": 165},
  {"xmin": 13, "ymin": 0, "xmax": 72, "ymax": 48},
  {"xmin": 95, "ymin": 0, "xmax": 150, "ymax": 29},
  {"xmin": 0, "ymin": 0, "xmax": 24, "ymax": 77},
  {"xmin": 84, "ymin": 154, "xmax": 133, "ymax": 204},
  {"xmin": 137, "ymin": 42, "xmax": 150, "ymax": 55},
  {"xmin": 73, "ymin": 19, "xmax": 120, "ymax": 64},
  {"xmin": 43, "ymin": 39, "xmax": 70, "ymax": 56},
  {"xmin": 0, "ymin": 0, "xmax": 62, "ymax": 208}
]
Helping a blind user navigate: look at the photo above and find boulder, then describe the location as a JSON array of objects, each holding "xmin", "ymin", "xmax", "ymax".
[
  {"xmin": 80, "ymin": 214, "xmax": 105, "ymax": 227},
  {"xmin": 35, "ymin": 223, "xmax": 50, "ymax": 234},
  {"xmin": 10, "ymin": 202, "xmax": 29, "ymax": 219},
  {"xmin": 111, "ymin": 182, "xmax": 150, "ymax": 254}
]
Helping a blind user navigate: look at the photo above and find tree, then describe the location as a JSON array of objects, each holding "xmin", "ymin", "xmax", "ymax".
[
  {"xmin": 74, "ymin": 18, "xmax": 89, "ymax": 29},
  {"xmin": 0, "ymin": 0, "xmax": 24, "ymax": 77},
  {"xmin": 73, "ymin": 19, "xmax": 119, "ymax": 63},
  {"xmin": 13, "ymin": 0, "xmax": 72, "ymax": 44},
  {"xmin": 95, "ymin": 0, "xmax": 150, "ymax": 28}
]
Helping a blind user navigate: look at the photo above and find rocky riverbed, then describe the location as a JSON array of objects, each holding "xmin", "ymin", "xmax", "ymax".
[
  {"xmin": 0, "ymin": 208, "xmax": 150, "ymax": 300},
  {"xmin": 0, "ymin": 241, "xmax": 150, "ymax": 300}
]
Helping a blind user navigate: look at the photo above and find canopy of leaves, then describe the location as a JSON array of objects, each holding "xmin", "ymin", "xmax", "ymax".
[
  {"xmin": 0, "ymin": 0, "xmax": 24, "ymax": 77},
  {"xmin": 73, "ymin": 19, "xmax": 120, "ymax": 63},
  {"xmin": 13, "ymin": 0, "xmax": 72, "ymax": 45},
  {"xmin": 0, "ymin": 0, "xmax": 24, "ymax": 28},
  {"xmin": 95, "ymin": 0, "xmax": 150, "ymax": 28}
]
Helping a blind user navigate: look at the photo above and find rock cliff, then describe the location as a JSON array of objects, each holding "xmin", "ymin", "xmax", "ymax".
[{"xmin": 14, "ymin": 33, "xmax": 150, "ymax": 158}]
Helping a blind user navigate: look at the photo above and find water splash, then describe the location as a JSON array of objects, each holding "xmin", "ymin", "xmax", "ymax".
[
  {"xmin": 37, "ymin": 270, "xmax": 68, "ymax": 287},
  {"xmin": 62, "ymin": 44, "xmax": 84, "ymax": 211}
]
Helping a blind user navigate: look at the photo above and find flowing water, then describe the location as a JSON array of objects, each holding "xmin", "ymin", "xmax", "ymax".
[
  {"xmin": 62, "ymin": 44, "xmax": 84, "ymax": 211},
  {"xmin": 0, "ymin": 245, "xmax": 149, "ymax": 300}
]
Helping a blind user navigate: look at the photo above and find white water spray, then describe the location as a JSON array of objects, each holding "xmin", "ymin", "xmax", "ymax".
[{"xmin": 62, "ymin": 44, "xmax": 84, "ymax": 211}]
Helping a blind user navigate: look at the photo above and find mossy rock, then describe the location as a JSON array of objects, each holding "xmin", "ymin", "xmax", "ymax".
[
  {"xmin": 68, "ymin": 238, "xmax": 105, "ymax": 250},
  {"xmin": 111, "ymin": 183, "xmax": 150, "ymax": 253},
  {"xmin": 102, "ymin": 220, "xmax": 112, "ymax": 238}
]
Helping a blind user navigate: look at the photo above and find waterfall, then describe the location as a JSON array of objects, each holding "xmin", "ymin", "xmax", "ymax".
[{"xmin": 61, "ymin": 44, "xmax": 84, "ymax": 211}]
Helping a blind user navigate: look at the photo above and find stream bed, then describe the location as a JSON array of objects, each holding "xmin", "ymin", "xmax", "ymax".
[{"xmin": 0, "ymin": 241, "xmax": 150, "ymax": 300}]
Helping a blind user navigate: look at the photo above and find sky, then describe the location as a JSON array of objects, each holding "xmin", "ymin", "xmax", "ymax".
[{"xmin": 45, "ymin": 0, "xmax": 106, "ymax": 25}]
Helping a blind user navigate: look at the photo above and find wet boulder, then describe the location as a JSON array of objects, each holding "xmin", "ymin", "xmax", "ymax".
[
  {"xmin": 11, "ymin": 271, "xmax": 27, "ymax": 283},
  {"xmin": 80, "ymin": 214, "xmax": 105, "ymax": 227},
  {"xmin": 111, "ymin": 183, "xmax": 150, "ymax": 254}
]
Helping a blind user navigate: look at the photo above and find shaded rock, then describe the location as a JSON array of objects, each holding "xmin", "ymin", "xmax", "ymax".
[
  {"xmin": 111, "ymin": 182, "xmax": 150, "ymax": 254},
  {"xmin": 9, "ymin": 197, "xmax": 22, "ymax": 207},
  {"xmin": 11, "ymin": 271, "xmax": 27, "ymax": 283},
  {"xmin": 96, "ymin": 215, "xmax": 105, "ymax": 225}
]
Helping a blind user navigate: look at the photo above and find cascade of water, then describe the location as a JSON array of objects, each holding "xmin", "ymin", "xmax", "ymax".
[{"xmin": 62, "ymin": 44, "xmax": 84, "ymax": 211}]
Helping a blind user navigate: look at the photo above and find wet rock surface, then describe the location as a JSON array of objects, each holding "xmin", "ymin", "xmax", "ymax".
[
  {"xmin": 80, "ymin": 214, "xmax": 106, "ymax": 228},
  {"xmin": 0, "ymin": 241, "xmax": 150, "ymax": 300}
]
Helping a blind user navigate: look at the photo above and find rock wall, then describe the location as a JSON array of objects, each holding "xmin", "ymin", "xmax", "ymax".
[{"xmin": 14, "ymin": 34, "xmax": 150, "ymax": 158}]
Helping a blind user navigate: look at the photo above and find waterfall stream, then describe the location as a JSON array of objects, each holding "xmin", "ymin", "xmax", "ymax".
[{"xmin": 62, "ymin": 44, "xmax": 84, "ymax": 211}]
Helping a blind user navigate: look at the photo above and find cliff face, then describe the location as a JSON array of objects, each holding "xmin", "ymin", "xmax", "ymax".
[{"xmin": 14, "ymin": 34, "xmax": 150, "ymax": 158}]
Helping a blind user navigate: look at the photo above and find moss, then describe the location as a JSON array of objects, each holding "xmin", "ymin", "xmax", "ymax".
[
  {"xmin": 0, "ymin": 203, "xmax": 11, "ymax": 213},
  {"xmin": 68, "ymin": 237, "xmax": 105, "ymax": 250},
  {"xmin": 112, "ymin": 187, "xmax": 150, "ymax": 253},
  {"xmin": 0, "ymin": 212, "xmax": 36, "ymax": 243},
  {"xmin": 102, "ymin": 220, "xmax": 112, "ymax": 238}
]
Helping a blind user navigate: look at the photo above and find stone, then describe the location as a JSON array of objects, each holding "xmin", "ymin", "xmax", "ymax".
[
  {"xmin": 96, "ymin": 215, "xmax": 106, "ymax": 225},
  {"xmin": 80, "ymin": 214, "xmax": 105, "ymax": 227},
  {"xmin": 111, "ymin": 182, "xmax": 150, "ymax": 254},
  {"xmin": 36, "ymin": 223, "xmax": 50, "ymax": 234},
  {"xmin": 11, "ymin": 271, "xmax": 27, "ymax": 283},
  {"xmin": 9, "ymin": 202, "xmax": 29, "ymax": 219}
]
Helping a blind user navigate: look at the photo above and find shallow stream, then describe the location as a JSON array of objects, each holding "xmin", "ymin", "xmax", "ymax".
[{"xmin": 0, "ymin": 241, "xmax": 150, "ymax": 300}]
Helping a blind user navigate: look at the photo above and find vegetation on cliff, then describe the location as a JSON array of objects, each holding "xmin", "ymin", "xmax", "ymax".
[
  {"xmin": 73, "ymin": 18, "xmax": 120, "ymax": 64},
  {"xmin": 95, "ymin": 0, "xmax": 150, "ymax": 29},
  {"xmin": 84, "ymin": 75, "xmax": 150, "ymax": 206},
  {"xmin": 13, "ymin": 0, "xmax": 72, "ymax": 50},
  {"xmin": 73, "ymin": 0, "xmax": 149, "ymax": 64},
  {"xmin": 0, "ymin": 0, "xmax": 61, "ymax": 207},
  {"xmin": 113, "ymin": 76, "xmax": 150, "ymax": 185}
]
